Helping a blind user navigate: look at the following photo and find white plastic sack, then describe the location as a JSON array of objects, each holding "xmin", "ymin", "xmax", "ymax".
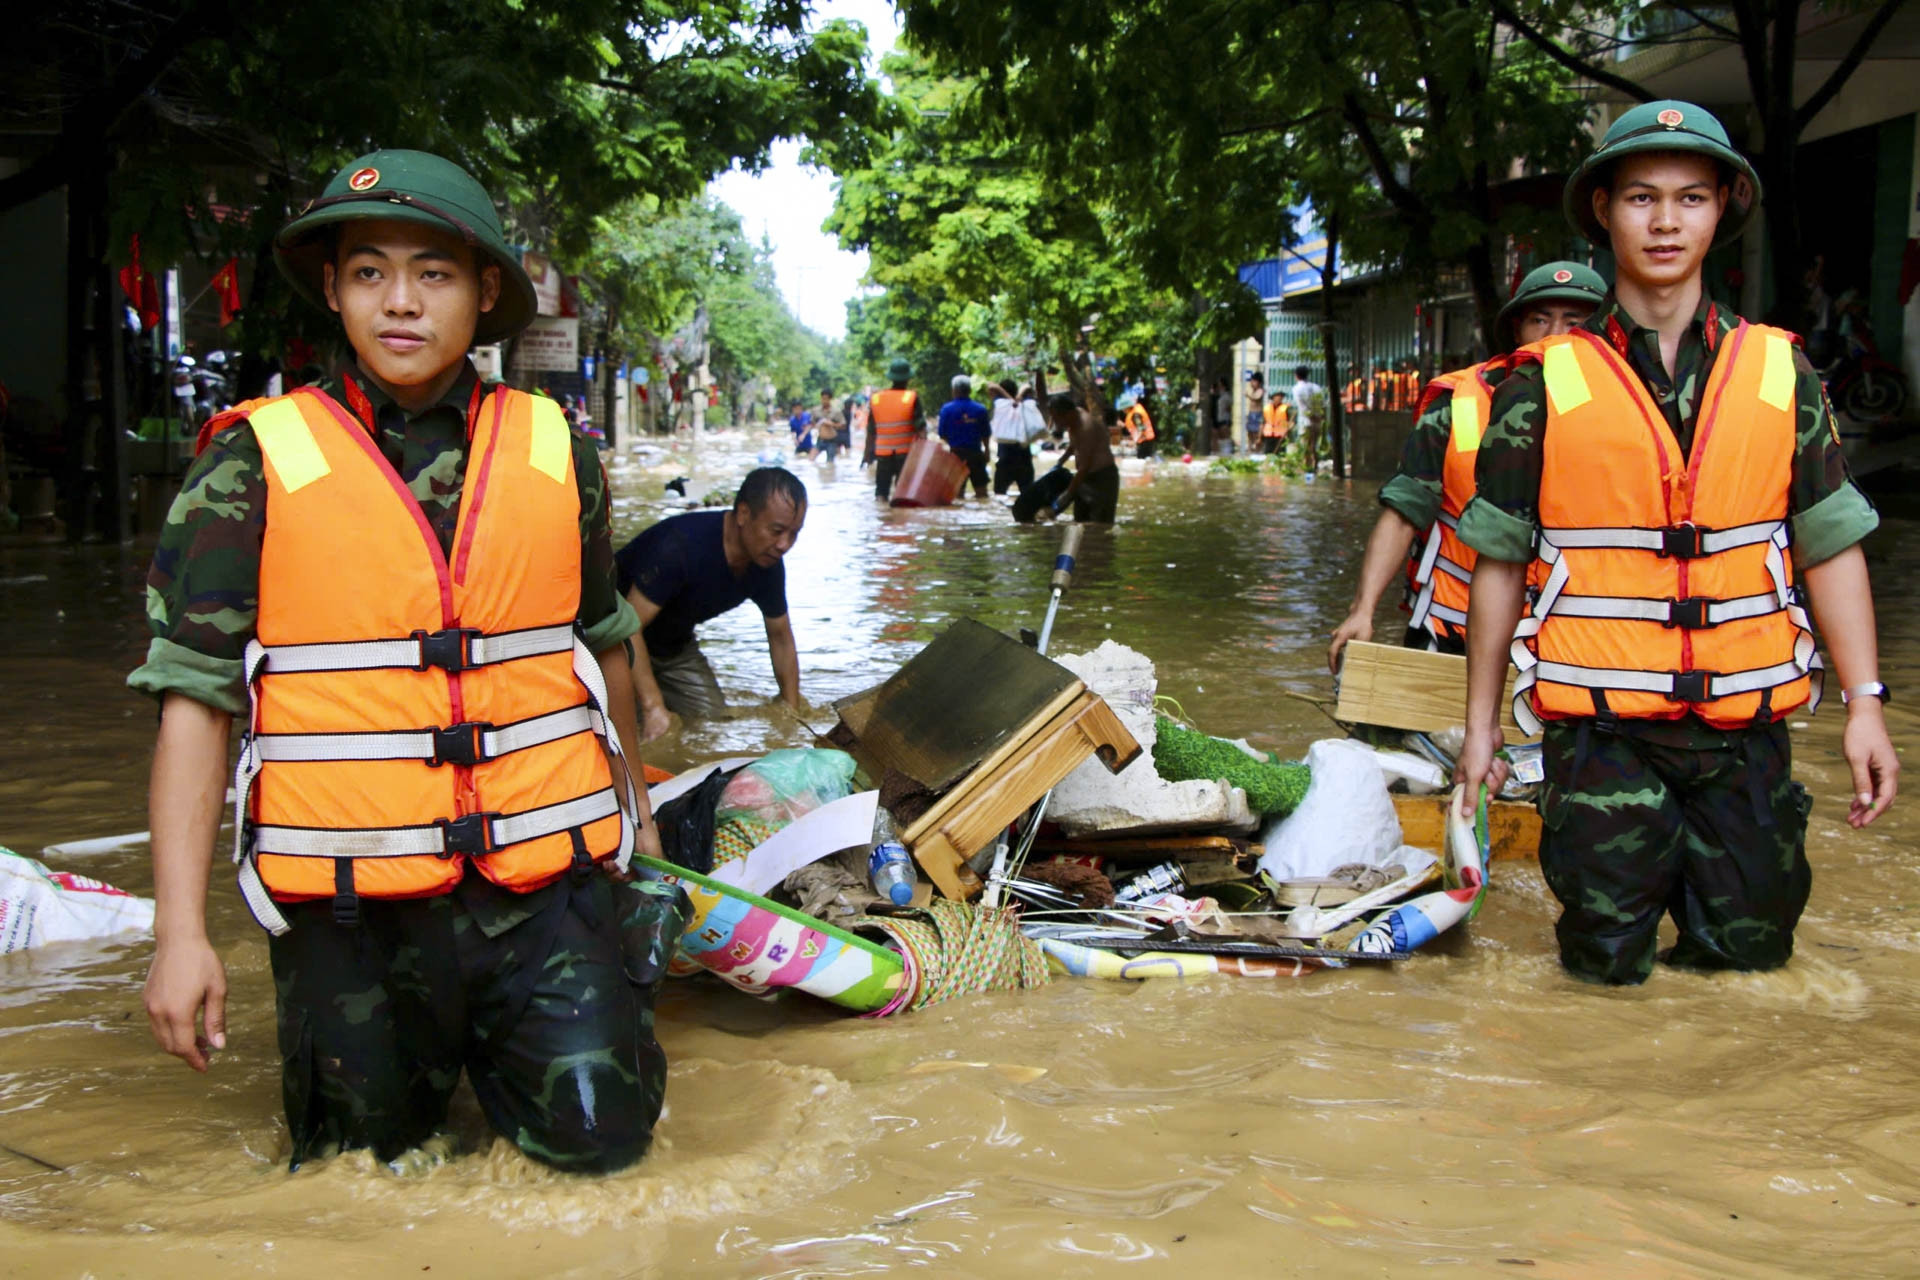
[
  {"xmin": 1257, "ymin": 738, "xmax": 1404, "ymax": 880},
  {"xmin": 0, "ymin": 848, "xmax": 155, "ymax": 954}
]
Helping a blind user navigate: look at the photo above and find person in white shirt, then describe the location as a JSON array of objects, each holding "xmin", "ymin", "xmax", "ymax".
[
  {"xmin": 989, "ymin": 382, "xmax": 1047, "ymax": 496},
  {"xmin": 1290, "ymin": 365, "xmax": 1328, "ymax": 473}
]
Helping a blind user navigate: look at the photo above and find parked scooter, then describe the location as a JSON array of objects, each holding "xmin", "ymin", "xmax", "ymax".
[{"xmin": 1820, "ymin": 292, "xmax": 1910, "ymax": 424}]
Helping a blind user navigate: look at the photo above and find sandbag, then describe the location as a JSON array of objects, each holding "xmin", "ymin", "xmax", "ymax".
[
  {"xmin": 1257, "ymin": 738, "xmax": 1403, "ymax": 880},
  {"xmin": 0, "ymin": 848, "xmax": 155, "ymax": 953}
]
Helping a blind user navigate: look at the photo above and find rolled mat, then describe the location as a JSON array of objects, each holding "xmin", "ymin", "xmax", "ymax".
[{"xmin": 633, "ymin": 854, "xmax": 905, "ymax": 1014}]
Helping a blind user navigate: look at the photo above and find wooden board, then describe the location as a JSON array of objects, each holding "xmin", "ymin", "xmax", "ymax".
[
  {"xmin": 834, "ymin": 618, "xmax": 1085, "ymax": 793},
  {"xmin": 1335, "ymin": 641, "xmax": 1530, "ymax": 739},
  {"xmin": 1392, "ymin": 792, "xmax": 1542, "ymax": 862},
  {"xmin": 904, "ymin": 691, "xmax": 1142, "ymax": 900}
]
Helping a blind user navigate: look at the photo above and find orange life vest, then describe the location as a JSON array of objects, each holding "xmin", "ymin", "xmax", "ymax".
[
  {"xmin": 1123, "ymin": 404, "xmax": 1154, "ymax": 443},
  {"xmin": 1260, "ymin": 400, "xmax": 1289, "ymax": 439},
  {"xmin": 1509, "ymin": 324, "xmax": 1820, "ymax": 734},
  {"xmin": 870, "ymin": 388, "xmax": 920, "ymax": 456},
  {"xmin": 1404, "ymin": 362, "xmax": 1497, "ymax": 641},
  {"xmin": 230, "ymin": 386, "xmax": 637, "ymax": 934}
]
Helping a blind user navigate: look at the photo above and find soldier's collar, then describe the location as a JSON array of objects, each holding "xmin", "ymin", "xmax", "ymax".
[{"xmin": 338, "ymin": 363, "xmax": 485, "ymax": 438}]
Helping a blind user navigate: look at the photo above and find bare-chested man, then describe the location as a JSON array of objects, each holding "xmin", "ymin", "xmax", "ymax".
[{"xmin": 1042, "ymin": 392, "xmax": 1119, "ymax": 523}]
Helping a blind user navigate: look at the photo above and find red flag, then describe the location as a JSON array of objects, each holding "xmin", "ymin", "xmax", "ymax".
[
  {"xmin": 117, "ymin": 235, "xmax": 161, "ymax": 331},
  {"xmin": 211, "ymin": 258, "xmax": 242, "ymax": 326}
]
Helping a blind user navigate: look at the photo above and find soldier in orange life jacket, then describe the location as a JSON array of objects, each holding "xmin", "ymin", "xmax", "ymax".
[
  {"xmin": 1327, "ymin": 262, "xmax": 1605, "ymax": 672},
  {"xmin": 1456, "ymin": 102, "xmax": 1897, "ymax": 985},
  {"xmin": 866, "ymin": 357, "xmax": 924, "ymax": 501},
  {"xmin": 131, "ymin": 151, "xmax": 687, "ymax": 1171}
]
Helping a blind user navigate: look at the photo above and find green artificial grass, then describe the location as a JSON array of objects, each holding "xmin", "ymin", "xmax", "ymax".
[{"xmin": 1152, "ymin": 716, "xmax": 1311, "ymax": 816}]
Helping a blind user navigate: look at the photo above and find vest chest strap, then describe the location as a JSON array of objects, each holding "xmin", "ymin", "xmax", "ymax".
[
  {"xmin": 1542, "ymin": 518, "xmax": 1784, "ymax": 559},
  {"xmin": 251, "ymin": 702, "xmax": 606, "ymax": 766},
  {"xmin": 252, "ymin": 786, "xmax": 623, "ymax": 860},
  {"xmin": 1541, "ymin": 590, "xmax": 1786, "ymax": 629},
  {"xmin": 246, "ymin": 622, "xmax": 576, "ymax": 679}
]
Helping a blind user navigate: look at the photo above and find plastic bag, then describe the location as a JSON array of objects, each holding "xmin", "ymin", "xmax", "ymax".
[
  {"xmin": 1257, "ymin": 738, "xmax": 1404, "ymax": 881},
  {"xmin": 1, "ymin": 847, "xmax": 155, "ymax": 954},
  {"xmin": 716, "ymin": 749, "xmax": 856, "ymax": 829},
  {"xmin": 712, "ymin": 749, "xmax": 857, "ymax": 869}
]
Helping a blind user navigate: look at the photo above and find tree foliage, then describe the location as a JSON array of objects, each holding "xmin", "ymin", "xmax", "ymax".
[{"xmin": 894, "ymin": 0, "xmax": 1594, "ymax": 349}]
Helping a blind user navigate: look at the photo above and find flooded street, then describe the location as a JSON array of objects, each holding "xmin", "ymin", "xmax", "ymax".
[{"xmin": 3, "ymin": 431, "xmax": 1918, "ymax": 1278}]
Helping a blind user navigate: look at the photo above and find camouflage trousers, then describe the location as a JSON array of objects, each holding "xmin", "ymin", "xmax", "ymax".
[
  {"xmin": 268, "ymin": 863, "xmax": 689, "ymax": 1172},
  {"xmin": 1537, "ymin": 719, "xmax": 1812, "ymax": 985}
]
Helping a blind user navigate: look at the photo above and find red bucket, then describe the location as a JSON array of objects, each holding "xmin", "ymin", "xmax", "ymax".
[{"xmin": 890, "ymin": 438, "xmax": 969, "ymax": 507}]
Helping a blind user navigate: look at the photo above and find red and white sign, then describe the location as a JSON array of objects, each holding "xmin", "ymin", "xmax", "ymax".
[{"xmin": 523, "ymin": 250, "xmax": 562, "ymax": 317}]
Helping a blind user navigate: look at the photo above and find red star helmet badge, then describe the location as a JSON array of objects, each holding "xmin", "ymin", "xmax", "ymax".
[
  {"xmin": 1553, "ymin": 269, "xmax": 1573, "ymax": 283},
  {"xmin": 1656, "ymin": 108, "xmax": 1684, "ymax": 128},
  {"xmin": 347, "ymin": 167, "xmax": 380, "ymax": 191}
]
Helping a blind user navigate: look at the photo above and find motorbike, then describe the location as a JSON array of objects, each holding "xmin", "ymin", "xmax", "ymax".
[{"xmin": 1819, "ymin": 298, "xmax": 1909, "ymax": 425}]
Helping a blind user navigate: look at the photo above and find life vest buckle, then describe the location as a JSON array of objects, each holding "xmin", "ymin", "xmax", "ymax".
[
  {"xmin": 1658, "ymin": 524, "xmax": 1713, "ymax": 560},
  {"xmin": 430, "ymin": 721, "xmax": 494, "ymax": 767},
  {"xmin": 437, "ymin": 811, "xmax": 498, "ymax": 857},
  {"xmin": 1667, "ymin": 670, "xmax": 1714, "ymax": 703},
  {"xmin": 1663, "ymin": 597, "xmax": 1715, "ymax": 630},
  {"xmin": 413, "ymin": 626, "xmax": 481, "ymax": 672}
]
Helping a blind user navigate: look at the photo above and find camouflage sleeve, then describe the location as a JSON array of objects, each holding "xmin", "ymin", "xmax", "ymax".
[
  {"xmin": 1376, "ymin": 392, "xmax": 1449, "ymax": 530},
  {"xmin": 574, "ymin": 434, "xmax": 639, "ymax": 653},
  {"xmin": 125, "ymin": 426, "xmax": 267, "ymax": 714},
  {"xmin": 1786, "ymin": 348, "xmax": 1879, "ymax": 567},
  {"xmin": 1455, "ymin": 364, "xmax": 1546, "ymax": 564}
]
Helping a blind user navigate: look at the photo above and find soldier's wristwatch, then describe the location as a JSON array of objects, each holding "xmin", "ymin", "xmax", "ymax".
[{"xmin": 1840, "ymin": 681, "xmax": 1891, "ymax": 706}]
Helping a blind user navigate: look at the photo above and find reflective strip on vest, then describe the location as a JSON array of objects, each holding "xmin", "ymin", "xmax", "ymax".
[{"xmin": 1505, "ymin": 325, "xmax": 1820, "ymax": 734}]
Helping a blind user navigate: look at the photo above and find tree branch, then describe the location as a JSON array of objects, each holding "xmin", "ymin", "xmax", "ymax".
[
  {"xmin": 1341, "ymin": 93, "xmax": 1421, "ymax": 218},
  {"xmin": 1796, "ymin": 0, "xmax": 1905, "ymax": 133},
  {"xmin": 1489, "ymin": 1, "xmax": 1656, "ymax": 102},
  {"xmin": 1667, "ymin": 4, "xmax": 1741, "ymax": 41}
]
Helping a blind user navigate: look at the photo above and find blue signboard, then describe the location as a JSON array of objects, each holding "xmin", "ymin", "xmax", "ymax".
[{"xmin": 1237, "ymin": 203, "xmax": 1355, "ymax": 302}]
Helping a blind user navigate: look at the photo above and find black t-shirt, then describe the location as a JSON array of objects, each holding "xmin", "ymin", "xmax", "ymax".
[{"xmin": 614, "ymin": 510, "xmax": 787, "ymax": 657}]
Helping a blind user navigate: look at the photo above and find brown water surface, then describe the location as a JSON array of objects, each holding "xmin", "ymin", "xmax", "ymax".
[{"xmin": 2, "ymin": 431, "xmax": 1917, "ymax": 1277}]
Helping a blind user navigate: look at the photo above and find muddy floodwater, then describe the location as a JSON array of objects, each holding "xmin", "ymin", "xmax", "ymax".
[{"xmin": 3, "ymin": 429, "xmax": 1918, "ymax": 1278}]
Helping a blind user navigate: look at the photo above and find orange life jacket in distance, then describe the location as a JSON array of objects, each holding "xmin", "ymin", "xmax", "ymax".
[
  {"xmin": 231, "ymin": 386, "xmax": 637, "ymax": 934},
  {"xmin": 870, "ymin": 388, "xmax": 920, "ymax": 456},
  {"xmin": 1123, "ymin": 404, "xmax": 1154, "ymax": 442},
  {"xmin": 1509, "ymin": 323, "xmax": 1819, "ymax": 733},
  {"xmin": 1403, "ymin": 361, "xmax": 1499, "ymax": 641}
]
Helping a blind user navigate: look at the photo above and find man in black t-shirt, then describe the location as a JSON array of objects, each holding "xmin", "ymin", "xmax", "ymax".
[{"xmin": 616, "ymin": 468, "xmax": 807, "ymax": 739}]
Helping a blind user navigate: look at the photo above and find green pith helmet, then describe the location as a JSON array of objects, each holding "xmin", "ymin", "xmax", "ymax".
[
  {"xmin": 1563, "ymin": 100, "xmax": 1762, "ymax": 249},
  {"xmin": 886, "ymin": 358, "xmax": 913, "ymax": 382},
  {"xmin": 275, "ymin": 150, "xmax": 537, "ymax": 344},
  {"xmin": 1496, "ymin": 261, "xmax": 1608, "ymax": 343}
]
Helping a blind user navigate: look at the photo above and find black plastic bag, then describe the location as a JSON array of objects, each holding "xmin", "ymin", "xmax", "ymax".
[{"xmin": 651, "ymin": 766, "xmax": 739, "ymax": 875}]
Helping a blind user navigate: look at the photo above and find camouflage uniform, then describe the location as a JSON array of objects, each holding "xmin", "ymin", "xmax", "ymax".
[
  {"xmin": 128, "ymin": 365, "xmax": 682, "ymax": 1170},
  {"xmin": 272, "ymin": 870, "xmax": 688, "ymax": 1171},
  {"xmin": 1457, "ymin": 295, "xmax": 1877, "ymax": 983}
]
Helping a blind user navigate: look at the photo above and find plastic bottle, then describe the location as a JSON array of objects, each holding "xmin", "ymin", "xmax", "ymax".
[{"xmin": 868, "ymin": 811, "xmax": 916, "ymax": 906}]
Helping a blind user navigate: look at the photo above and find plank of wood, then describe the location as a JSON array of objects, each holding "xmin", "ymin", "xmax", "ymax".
[
  {"xmin": 1335, "ymin": 641, "xmax": 1530, "ymax": 738},
  {"xmin": 895, "ymin": 682, "xmax": 1086, "ymax": 844},
  {"xmin": 1031, "ymin": 835, "xmax": 1245, "ymax": 859},
  {"xmin": 839, "ymin": 618, "xmax": 1085, "ymax": 792},
  {"xmin": 905, "ymin": 692, "xmax": 1142, "ymax": 897},
  {"xmin": 1391, "ymin": 792, "xmax": 1542, "ymax": 862}
]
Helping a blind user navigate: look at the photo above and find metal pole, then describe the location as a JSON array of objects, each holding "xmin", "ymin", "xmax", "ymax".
[{"xmin": 985, "ymin": 522, "xmax": 1086, "ymax": 906}]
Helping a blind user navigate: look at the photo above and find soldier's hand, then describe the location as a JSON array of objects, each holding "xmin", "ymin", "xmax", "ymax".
[
  {"xmin": 1328, "ymin": 612, "xmax": 1373, "ymax": 674},
  {"xmin": 1842, "ymin": 699, "xmax": 1898, "ymax": 828},
  {"xmin": 144, "ymin": 936, "xmax": 227, "ymax": 1072},
  {"xmin": 1452, "ymin": 724, "xmax": 1509, "ymax": 813}
]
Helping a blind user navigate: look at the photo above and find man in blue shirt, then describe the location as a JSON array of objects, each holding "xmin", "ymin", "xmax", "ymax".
[
  {"xmin": 937, "ymin": 375, "xmax": 991, "ymax": 498},
  {"xmin": 787, "ymin": 402, "xmax": 814, "ymax": 456},
  {"xmin": 616, "ymin": 468, "xmax": 806, "ymax": 740}
]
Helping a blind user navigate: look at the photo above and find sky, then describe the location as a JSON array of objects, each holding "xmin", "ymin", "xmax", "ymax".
[{"xmin": 707, "ymin": 0, "xmax": 902, "ymax": 341}]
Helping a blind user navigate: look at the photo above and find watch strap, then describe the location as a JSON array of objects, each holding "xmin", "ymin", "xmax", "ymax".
[{"xmin": 1841, "ymin": 681, "xmax": 1891, "ymax": 706}]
